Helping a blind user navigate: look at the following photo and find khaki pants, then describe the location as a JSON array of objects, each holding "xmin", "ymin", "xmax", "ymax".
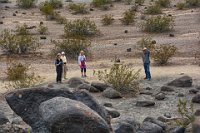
[{"xmin": 63, "ymin": 64, "xmax": 67, "ymax": 79}]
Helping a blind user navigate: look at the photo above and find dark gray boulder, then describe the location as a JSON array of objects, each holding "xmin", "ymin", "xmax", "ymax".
[
  {"xmin": 143, "ymin": 117, "xmax": 166, "ymax": 130},
  {"xmin": 136, "ymin": 101, "xmax": 155, "ymax": 107},
  {"xmin": 102, "ymin": 87, "xmax": 122, "ymax": 99},
  {"xmin": 105, "ymin": 107, "xmax": 120, "ymax": 118},
  {"xmin": 67, "ymin": 77, "xmax": 87, "ymax": 88},
  {"xmin": 123, "ymin": 118, "xmax": 141, "ymax": 131},
  {"xmin": 113, "ymin": 122, "xmax": 136, "ymax": 133},
  {"xmin": 5, "ymin": 87, "xmax": 111, "ymax": 133},
  {"xmin": 172, "ymin": 126, "xmax": 185, "ymax": 133},
  {"xmin": 161, "ymin": 86, "xmax": 174, "ymax": 92},
  {"xmin": 103, "ymin": 102, "xmax": 113, "ymax": 107},
  {"xmin": 77, "ymin": 83, "xmax": 99, "ymax": 92},
  {"xmin": 167, "ymin": 76, "xmax": 193, "ymax": 87},
  {"xmin": 39, "ymin": 97, "xmax": 111, "ymax": 133},
  {"xmin": 155, "ymin": 93, "xmax": 165, "ymax": 100},
  {"xmin": 0, "ymin": 111, "xmax": 9, "ymax": 125},
  {"xmin": 192, "ymin": 94, "xmax": 200, "ymax": 103},
  {"xmin": 140, "ymin": 122, "xmax": 164, "ymax": 133},
  {"xmin": 91, "ymin": 82, "xmax": 111, "ymax": 92}
]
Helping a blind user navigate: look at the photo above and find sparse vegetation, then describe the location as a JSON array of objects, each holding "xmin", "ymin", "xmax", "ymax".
[
  {"xmin": 185, "ymin": 0, "xmax": 200, "ymax": 7},
  {"xmin": 69, "ymin": 3, "xmax": 88, "ymax": 14},
  {"xmin": 135, "ymin": 0, "xmax": 145, "ymax": 5},
  {"xmin": 125, "ymin": 0, "xmax": 133, "ymax": 5},
  {"xmin": 16, "ymin": 0, "xmax": 36, "ymax": 8},
  {"xmin": 155, "ymin": 0, "xmax": 171, "ymax": 7},
  {"xmin": 145, "ymin": 4, "xmax": 162, "ymax": 15},
  {"xmin": 121, "ymin": 10, "xmax": 136, "ymax": 25},
  {"xmin": 101, "ymin": 14, "xmax": 114, "ymax": 25},
  {"xmin": 92, "ymin": 0, "xmax": 112, "ymax": 7},
  {"xmin": 37, "ymin": 24, "xmax": 48, "ymax": 35},
  {"xmin": 141, "ymin": 15, "xmax": 174, "ymax": 33},
  {"xmin": 52, "ymin": 38, "xmax": 91, "ymax": 59},
  {"xmin": 96, "ymin": 64, "xmax": 141, "ymax": 96},
  {"xmin": 137, "ymin": 37, "xmax": 156, "ymax": 51},
  {"xmin": 176, "ymin": 2, "xmax": 185, "ymax": 9},
  {"xmin": 152, "ymin": 44, "xmax": 177, "ymax": 65},
  {"xmin": 64, "ymin": 18, "xmax": 100, "ymax": 38},
  {"xmin": 39, "ymin": 1, "xmax": 54, "ymax": 16},
  {"xmin": 16, "ymin": 24, "xmax": 30, "ymax": 35}
]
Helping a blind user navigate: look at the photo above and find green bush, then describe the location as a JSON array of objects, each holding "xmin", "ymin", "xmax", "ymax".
[
  {"xmin": 6, "ymin": 62, "xmax": 43, "ymax": 89},
  {"xmin": 141, "ymin": 15, "xmax": 174, "ymax": 32},
  {"xmin": 16, "ymin": 24, "xmax": 30, "ymax": 35},
  {"xmin": 39, "ymin": 1, "xmax": 54, "ymax": 16},
  {"xmin": 48, "ymin": 0, "xmax": 63, "ymax": 8},
  {"xmin": 16, "ymin": 0, "xmax": 36, "ymax": 8},
  {"xmin": 101, "ymin": 14, "xmax": 114, "ymax": 25},
  {"xmin": 176, "ymin": 2, "xmax": 185, "ymax": 9},
  {"xmin": 54, "ymin": 13, "xmax": 68, "ymax": 24},
  {"xmin": 130, "ymin": 4, "xmax": 139, "ymax": 11},
  {"xmin": 155, "ymin": 0, "xmax": 171, "ymax": 7},
  {"xmin": 96, "ymin": 64, "xmax": 141, "ymax": 96},
  {"xmin": 0, "ymin": 29, "xmax": 40, "ymax": 54},
  {"xmin": 137, "ymin": 37, "xmax": 156, "ymax": 51},
  {"xmin": 69, "ymin": 3, "xmax": 88, "ymax": 14},
  {"xmin": 37, "ymin": 24, "xmax": 48, "ymax": 35},
  {"xmin": 121, "ymin": 10, "xmax": 136, "ymax": 25},
  {"xmin": 125, "ymin": 0, "xmax": 133, "ymax": 5},
  {"xmin": 145, "ymin": 4, "xmax": 162, "ymax": 15},
  {"xmin": 52, "ymin": 38, "xmax": 91, "ymax": 59},
  {"xmin": 135, "ymin": 0, "xmax": 145, "ymax": 5},
  {"xmin": 64, "ymin": 18, "xmax": 100, "ymax": 38},
  {"xmin": 92, "ymin": 0, "xmax": 112, "ymax": 7},
  {"xmin": 152, "ymin": 44, "xmax": 177, "ymax": 65},
  {"xmin": 185, "ymin": 0, "xmax": 200, "ymax": 7}
]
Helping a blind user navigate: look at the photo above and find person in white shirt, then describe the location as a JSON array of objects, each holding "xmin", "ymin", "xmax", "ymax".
[{"xmin": 61, "ymin": 51, "xmax": 67, "ymax": 79}]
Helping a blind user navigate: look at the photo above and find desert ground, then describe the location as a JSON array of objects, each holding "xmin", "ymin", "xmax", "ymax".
[{"xmin": 0, "ymin": 0, "xmax": 200, "ymax": 132}]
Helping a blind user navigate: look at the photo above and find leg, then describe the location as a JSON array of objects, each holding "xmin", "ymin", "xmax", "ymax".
[
  {"xmin": 81, "ymin": 68, "xmax": 84, "ymax": 77},
  {"xmin": 144, "ymin": 63, "xmax": 148, "ymax": 79},
  {"xmin": 58, "ymin": 68, "xmax": 62, "ymax": 83},
  {"xmin": 84, "ymin": 68, "xmax": 87, "ymax": 77},
  {"xmin": 63, "ymin": 64, "xmax": 67, "ymax": 79},
  {"xmin": 146, "ymin": 63, "xmax": 151, "ymax": 80},
  {"xmin": 56, "ymin": 69, "xmax": 59, "ymax": 83}
]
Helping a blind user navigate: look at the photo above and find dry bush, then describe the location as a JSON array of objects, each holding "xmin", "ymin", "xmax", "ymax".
[
  {"xmin": 16, "ymin": 24, "xmax": 30, "ymax": 35},
  {"xmin": 101, "ymin": 14, "xmax": 114, "ymax": 25},
  {"xmin": 137, "ymin": 37, "xmax": 156, "ymax": 51},
  {"xmin": 125, "ymin": 0, "xmax": 133, "ymax": 5},
  {"xmin": 176, "ymin": 2, "xmax": 185, "ymax": 9},
  {"xmin": 145, "ymin": 4, "xmax": 162, "ymax": 15},
  {"xmin": 155, "ymin": 0, "xmax": 171, "ymax": 7},
  {"xmin": 37, "ymin": 24, "xmax": 48, "ymax": 35},
  {"xmin": 152, "ymin": 44, "xmax": 177, "ymax": 65},
  {"xmin": 68, "ymin": 3, "xmax": 88, "ymax": 14},
  {"xmin": 39, "ymin": 1, "xmax": 54, "ymax": 17},
  {"xmin": 64, "ymin": 18, "xmax": 100, "ymax": 38},
  {"xmin": 121, "ymin": 10, "xmax": 136, "ymax": 25},
  {"xmin": 141, "ymin": 15, "xmax": 174, "ymax": 33},
  {"xmin": 52, "ymin": 38, "xmax": 91, "ymax": 59},
  {"xmin": 185, "ymin": 0, "xmax": 200, "ymax": 7},
  {"xmin": 92, "ymin": 0, "xmax": 112, "ymax": 7},
  {"xmin": 16, "ymin": 0, "xmax": 36, "ymax": 8},
  {"xmin": 135, "ymin": 0, "xmax": 145, "ymax": 5},
  {"xmin": 54, "ymin": 13, "xmax": 68, "ymax": 24},
  {"xmin": 96, "ymin": 64, "xmax": 141, "ymax": 96}
]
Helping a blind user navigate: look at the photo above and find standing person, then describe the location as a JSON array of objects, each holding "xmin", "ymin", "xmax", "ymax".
[
  {"xmin": 61, "ymin": 51, "xmax": 67, "ymax": 79},
  {"xmin": 142, "ymin": 47, "xmax": 151, "ymax": 81},
  {"xmin": 78, "ymin": 50, "xmax": 87, "ymax": 78},
  {"xmin": 55, "ymin": 53, "xmax": 63, "ymax": 83}
]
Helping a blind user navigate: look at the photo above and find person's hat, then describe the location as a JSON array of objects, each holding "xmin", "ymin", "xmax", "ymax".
[
  {"xmin": 143, "ymin": 47, "xmax": 147, "ymax": 50},
  {"xmin": 61, "ymin": 51, "xmax": 65, "ymax": 55},
  {"xmin": 57, "ymin": 53, "xmax": 61, "ymax": 56}
]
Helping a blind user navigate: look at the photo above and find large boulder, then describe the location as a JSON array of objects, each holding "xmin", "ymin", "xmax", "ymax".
[
  {"xmin": 113, "ymin": 122, "xmax": 136, "ymax": 133},
  {"xmin": 91, "ymin": 82, "xmax": 111, "ymax": 92},
  {"xmin": 167, "ymin": 76, "xmax": 193, "ymax": 87},
  {"xmin": 0, "ymin": 111, "xmax": 9, "ymax": 125},
  {"xmin": 77, "ymin": 83, "xmax": 99, "ymax": 92},
  {"xmin": 105, "ymin": 107, "xmax": 120, "ymax": 118},
  {"xmin": 143, "ymin": 117, "xmax": 166, "ymax": 130},
  {"xmin": 39, "ymin": 97, "xmax": 111, "ymax": 133},
  {"xmin": 67, "ymin": 77, "xmax": 87, "ymax": 88},
  {"xmin": 5, "ymin": 87, "xmax": 111, "ymax": 133},
  {"xmin": 192, "ymin": 94, "xmax": 200, "ymax": 103},
  {"xmin": 102, "ymin": 87, "xmax": 122, "ymax": 99},
  {"xmin": 155, "ymin": 93, "xmax": 166, "ymax": 100},
  {"xmin": 140, "ymin": 122, "xmax": 164, "ymax": 133}
]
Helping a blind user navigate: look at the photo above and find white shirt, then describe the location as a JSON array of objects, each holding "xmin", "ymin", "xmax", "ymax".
[{"xmin": 61, "ymin": 55, "xmax": 67, "ymax": 63}]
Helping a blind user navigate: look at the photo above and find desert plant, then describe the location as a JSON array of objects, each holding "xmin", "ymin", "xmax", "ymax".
[
  {"xmin": 135, "ymin": 0, "xmax": 145, "ymax": 5},
  {"xmin": 37, "ymin": 24, "xmax": 48, "ymax": 35},
  {"xmin": 96, "ymin": 64, "xmax": 141, "ymax": 96},
  {"xmin": 54, "ymin": 13, "xmax": 68, "ymax": 24},
  {"xmin": 152, "ymin": 44, "xmax": 177, "ymax": 65},
  {"xmin": 0, "ymin": 0, "xmax": 9, "ymax": 3},
  {"xmin": 185, "ymin": 0, "xmax": 200, "ymax": 7},
  {"xmin": 0, "ymin": 29, "xmax": 40, "ymax": 54},
  {"xmin": 176, "ymin": 99, "xmax": 195, "ymax": 128},
  {"xmin": 130, "ymin": 4, "xmax": 139, "ymax": 11},
  {"xmin": 137, "ymin": 37, "xmax": 156, "ymax": 51},
  {"xmin": 16, "ymin": 24, "xmax": 30, "ymax": 35},
  {"xmin": 52, "ymin": 38, "xmax": 91, "ymax": 59},
  {"xmin": 101, "ymin": 14, "xmax": 114, "ymax": 25},
  {"xmin": 39, "ymin": 1, "xmax": 54, "ymax": 16},
  {"xmin": 92, "ymin": 0, "xmax": 111, "ymax": 7},
  {"xmin": 176, "ymin": 2, "xmax": 186, "ymax": 9},
  {"xmin": 69, "ymin": 3, "xmax": 88, "ymax": 14},
  {"xmin": 141, "ymin": 15, "xmax": 174, "ymax": 32},
  {"xmin": 16, "ymin": 0, "xmax": 37, "ymax": 8},
  {"xmin": 121, "ymin": 10, "xmax": 136, "ymax": 25},
  {"xmin": 64, "ymin": 18, "xmax": 100, "ymax": 38},
  {"xmin": 145, "ymin": 4, "xmax": 162, "ymax": 15},
  {"xmin": 125, "ymin": 0, "xmax": 133, "ymax": 5},
  {"xmin": 155, "ymin": 0, "xmax": 171, "ymax": 7}
]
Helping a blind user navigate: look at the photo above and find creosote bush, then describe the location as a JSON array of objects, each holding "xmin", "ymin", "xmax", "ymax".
[
  {"xmin": 39, "ymin": 1, "xmax": 54, "ymax": 16},
  {"xmin": 92, "ymin": 0, "xmax": 111, "ymax": 7},
  {"xmin": 52, "ymin": 38, "xmax": 91, "ymax": 59},
  {"xmin": 185, "ymin": 0, "xmax": 200, "ymax": 7},
  {"xmin": 37, "ymin": 24, "xmax": 48, "ymax": 35},
  {"xmin": 145, "ymin": 4, "xmax": 162, "ymax": 15},
  {"xmin": 152, "ymin": 44, "xmax": 177, "ymax": 65},
  {"xmin": 101, "ymin": 14, "xmax": 114, "ymax": 25},
  {"xmin": 69, "ymin": 3, "xmax": 88, "ymax": 14},
  {"xmin": 96, "ymin": 64, "xmax": 141, "ymax": 96},
  {"xmin": 137, "ymin": 37, "xmax": 156, "ymax": 51},
  {"xmin": 17, "ymin": 0, "xmax": 37, "ymax": 8},
  {"xmin": 125, "ymin": 0, "xmax": 133, "ymax": 5},
  {"xmin": 135, "ymin": 0, "xmax": 145, "ymax": 5},
  {"xmin": 176, "ymin": 2, "xmax": 185, "ymax": 9},
  {"xmin": 141, "ymin": 15, "xmax": 174, "ymax": 33},
  {"xmin": 155, "ymin": 0, "xmax": 171, "ymax": 7},
  {"xmin": 64, "ymin": 18, "xmax": 100, "ymax": 38},
  {"xmin": 16, "ymin": 23, "xmax": 30, "ymax": 35},
  {"xmin": 121, "ymin": 10, "xmax": 136, "ymax": 25}
]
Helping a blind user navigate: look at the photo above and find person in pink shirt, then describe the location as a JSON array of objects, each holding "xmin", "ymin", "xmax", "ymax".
[{"xmin": 78, "ymin": 50, "xmax": 87, "ymax": 78}]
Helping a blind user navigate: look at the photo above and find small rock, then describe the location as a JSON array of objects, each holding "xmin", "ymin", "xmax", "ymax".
[
  {"xmin": 91, "ymin": 82, "xmax": 111, "ymax": 92},
  {"xmin": 164, "ymin": 113, "xmax": 171, "ymax": 118},
  {"xmin": 161, "ymin": 86, "xmax": 174, "ymax": 92},
  {"xmin": 140, "ymin": 91, "xmax": 153, "ymax": 95},
  {"xmin": 143, "ymin": 117, "xmax": 166, "ymax": 130},
  {"xmin": 157, "ymin": 116, "xmax": 170, "ymax": 123},
  {"xmin": 90, "ymin": 8, "xmax": 94, "ymax": 11},
  {"xmin": 77, "ymin": 83, "xmax": 99, "ymax": 93},
  {"xmin": 123, "ymin": 118, "xmax": 141, "ymax": 131},
  {"xmin": 169, "ymin": 33, "xmax": 175, "ymax": 37},
  {"xmin": 13, "ymin": 13, "xmax": 16, "ymax": 16},
  {"xmin": 127, "ymin": 48, "xmax": 131, "ymax": 52},
  {"xmin": 189, "ymin": 89, "xmax": 199, "ymax": 94},
  {"xmin": 115, "ymin": 58, "xmax": 120, "ymax": 62},
  {"xmin": 151, "ymin": 40, "xmax": 156, "ymax": 44},
  {"xmin": 140, "ymin": 122, "xmax": 164, "ymax": 133},
  {"xmin": 136, "ymin": 101, "xmax": 155, "ymax": 107},
  {"xmin": 0, "ymin": 21, "xmax": 3, "ymax": 24},
  {"xmin": 191, "ymin": 10, "xmax": 193, "ymax": 12},
  {"xmin": 5, "ymin": 6, "xmax": 9, "ymax": 8},
  {"xmin": 67, "ymin": 77, "xmax": 86, "ymax": 88},
  {"xmin": 113, "ymin": 122, "xmax": 136, "ymax": 133},
  {"xmin": 167, "ymin": 76, "xmax": 193, "ymax": 87},
  {"xmin": 22, "ymin": 12, "xmax": 26, "ymax": 14},
  {"xmin": 102, "ymin": 87, "xmax": 122, "ymax": 99},
  {"xmin": 168, "ymin": 14, "xmax": 172, "ymax": 16},
  {"xmin": 173, "ymin": 126, "xmax": 185, "ymax": 133},
  {"xmin": 40, "ymin": 36, "xmax": 46, "ymax": 39},
  {"xmin": 174, "ymin": 5, "xmax": 176, "ymax": 7},
  {"xmin": 146, "ymin": 87, "xmax": 152, "ymax": 90},
  {"xmin": 103, "ymin": 102, "xmax": 113, "ymax": 107},
  {"xmin": 124, "ymin": 30, "xmax": 128, "ymax": 33},
  {"xmin": 15, "ymin": 11, "xmax": 18, "ymax": 13},
  {"xmin": 105, "ymin": 107, "xmax": 120, "ymax": 118},
  {"xmin": 178, "ymin": 93, "xmax": 185, "ymax": 97},
  {"xmin": 2, "ymin": 16, "xmax": 5, "ymax": 18},
  {"xmin": 192, "ymin": 94, "xmax": 200, "ymax": 103},
  {"xmin": 114, "ymin": 43, "xmax": 117, "ymax": 46},
  {"xmin": 195, "ymin": 109, "xmax": 200, "ymax": 116},
  {"xmin": 144, "ymin": 7, "xmax": 147, "ymax": 9},
  {"xmin": 155, "ymin": 92, "xmax": 165, "ymax": 100}
]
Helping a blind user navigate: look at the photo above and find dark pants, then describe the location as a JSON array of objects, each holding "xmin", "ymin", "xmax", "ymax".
[
  {"xmin": 56, "ymin": 67, "xmax": 62, "ymax": 83},
  {"xmin": 81, "ymin": 68, "xmax": 86, "ymax": 73},
  {"xmin": 144, "ymin": 63, "xmax": 151, "ymax": 79}
]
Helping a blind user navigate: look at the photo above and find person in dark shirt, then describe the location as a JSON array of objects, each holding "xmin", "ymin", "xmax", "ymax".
[
  {"xmin": 142, "ymin": 47, "xmax": 151, "ymax": 81},
  {"xmin": 55, "ymin": 53, "xmax": 63, "ymax": 83}
]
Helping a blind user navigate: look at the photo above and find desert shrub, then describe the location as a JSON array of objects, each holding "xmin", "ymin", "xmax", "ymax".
[
  {"xmin": 185, "ymin": 0, "xmax": 200, "ymax": 7},
  {"xmin": 92, "ymin": 0, "xmax": 111, "ymax": 7},
  {"xmin": 37, "ymin": 24, "xmax": 48, "ymax": 35},
  {"xmin": 16, "ymin": 24, "xmax": 30, "ymax": 35},
  {"xmin": 135, "ymin": 0, "xmax": 145, "ymax": 5},
  {"xmin": 101, "ymin": 14, "xmax": 114, "ymax": 25},
  {"xmin": 176, "ymin": 2, "xmax": 185, "ymax": 9},
  {"xmin": 64, "ymin": 18, "xmax": 100, "ymax": 38},
  {"xmin": 47, "ymin": 0, "xmax": 63, "ymax": 8},
  {"xmin": 125, "ymin": 0, "xmax": 133, "ymax": 5},
  {"xmin": 39, "ymin": 1, "xmax": 54, "ymax": 16},
  {"xmin": 54, "ymin": 13, "xmax": 68, "ymax": 24},
  {"xmin": 6, "ymin": 62, "xmax": 43, "ymax": 89},
  {"xmin": 96, "ymin": 64, "xmax": 141, "ymax": 96},
  {"xmin": 155, "ymin": 0, "xmax": 171, "ymax": 7},
  {"xmin": 0, "ymin": 0, "xmax": 9, "ymax": 3},
  {"xmin": 130, "ymin": 4, "xmax": 139, "ymax": 11},
  {"xmin": 141, "ymin": 15, "xmax": 174, "ymax": 32},
  {"xmin": 0, "ymin": 29, "xmax": 40, "ymax": 54},
  {"xmin": 176, "ymin": 99, "xmax": 195, "ymax": 128},
  {"xmin": 16, "ymin": 0, "xmax": 36, "ymax": 8},
  {"xmin": 52, "ymin": 38, "xmax": 91, "ymax": 59},
  {"xmin": 137, "ymin": 37, "xmax": 156, "ymax": 50},
  {"xmin": 69, "ymin": 3, "xmax": 88, "ymax": 14},
  {"xmin": 152, "ymin": 44, "xmax": 177, "ymax": 65},
  {"xmin": 121, "ymin": 10, "xmax": 136, "ymax": 25},
  {"xmin": 145, "ymin": 4, "xmax": 162, "ymax": 15}
]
